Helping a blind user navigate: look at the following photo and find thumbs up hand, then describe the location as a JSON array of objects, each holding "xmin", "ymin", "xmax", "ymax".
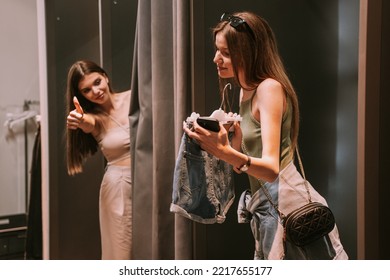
[
  {"xmin": 73, "ymin": 96, "xmax": 84, "ymax": 116},
  {"xmin": 67, "ymin": 96, "xmax": 85, "ymax": 130}
]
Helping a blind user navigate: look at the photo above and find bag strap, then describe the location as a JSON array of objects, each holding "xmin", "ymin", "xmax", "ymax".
[{"xmin": 294, "ymin": 147, "xmax": 312, "ymax": 202}]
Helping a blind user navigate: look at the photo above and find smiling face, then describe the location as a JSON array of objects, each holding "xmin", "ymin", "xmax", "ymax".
[
  {"xmin": 213, "ymin": 32, "xmax": 249, "ymax": 89},
  {"xmin": 213, "ymin": 32, "xmax": 235, "ymax": 79},
  {"xmin": 78, "ymin": 72, "xmax": 110, "ymax": 105}
]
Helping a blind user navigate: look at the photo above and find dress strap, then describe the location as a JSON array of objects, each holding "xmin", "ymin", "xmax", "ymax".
[{"xmin": 99, "ymin": 110, "xmax": 129, "ymax": 132}]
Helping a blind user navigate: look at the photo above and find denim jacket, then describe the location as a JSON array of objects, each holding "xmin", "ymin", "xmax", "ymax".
[
  {"xmin": 170, "ymin": 133, "xmax": 235, "ymax": 224},
  {"xmin": 237, "ymin": 162, "xmax": 348, "ymax": 260}
]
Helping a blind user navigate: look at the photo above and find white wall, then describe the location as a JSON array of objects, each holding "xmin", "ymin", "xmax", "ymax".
[{"xmin": 0, "ymin": 0, "xmax": 39, "ymax": 216}]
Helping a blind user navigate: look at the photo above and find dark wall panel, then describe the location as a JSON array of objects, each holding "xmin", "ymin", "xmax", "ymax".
[{"xmin": 379, "ymin": 1, "xmax": 390, "ymax": 260}]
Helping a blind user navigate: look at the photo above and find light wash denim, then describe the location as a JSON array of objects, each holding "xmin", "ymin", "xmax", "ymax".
[
  {"xmin": 237, "ymin": 161, "xmax": 348, "ymax": 260},
  {"xmin": 170, "ymin": 133, "xmax": 235, "ymax": 224}
]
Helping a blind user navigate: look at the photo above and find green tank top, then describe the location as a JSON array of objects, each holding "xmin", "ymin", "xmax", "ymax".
[{"xmin": 239, "ymin": 91, "xmax": 294, "ymax": 194}]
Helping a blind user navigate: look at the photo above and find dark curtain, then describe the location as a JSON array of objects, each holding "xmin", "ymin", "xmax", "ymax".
[{"xmin": 129, "ymin": 0, "xmax": 193, "ymax": 259}]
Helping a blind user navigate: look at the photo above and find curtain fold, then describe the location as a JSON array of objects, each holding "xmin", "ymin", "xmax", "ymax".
[
  {"xmin": 172, "ymin": 0, "xmax": 194, "ymax": 260},
  {"xmin": 130, "ymin": 0, "xmax": 193, "ymax": 260}
]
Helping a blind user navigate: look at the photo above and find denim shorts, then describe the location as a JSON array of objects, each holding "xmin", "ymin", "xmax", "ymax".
[{"xmin": 170, "ymin": 133, "xmax": 235, "ymax": 224}]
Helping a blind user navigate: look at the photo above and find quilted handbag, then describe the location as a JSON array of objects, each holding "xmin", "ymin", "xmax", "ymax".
[{"xmin": 283, "ymin": 201, "xmax": 335, "ymax": 247}]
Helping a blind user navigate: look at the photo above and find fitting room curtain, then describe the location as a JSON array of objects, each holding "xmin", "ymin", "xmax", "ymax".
[{"xmin": 129, "ymin": 0, "xmax": 194, "ymax": 259}]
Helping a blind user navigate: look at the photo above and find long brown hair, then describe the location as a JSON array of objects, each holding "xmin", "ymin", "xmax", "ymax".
[
  {"xmin": 65, "ymin": 60, "xmax": 113, "ymax": 175},
  {"xmin": 213, "ymin": 11, "xmax": 300, "ymax": 151}
]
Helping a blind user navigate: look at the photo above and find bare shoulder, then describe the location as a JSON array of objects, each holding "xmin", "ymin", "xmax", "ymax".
[
  {"xmin": 256, "ymin": 78, "xmax": 284, "ymax": 100},
  {"xmin": 117, "ymin": 89, "xmax": 131, "ymax": 100},
  {"xmin": 257, "ymin": 78, "xmax": 282, "ymax": 94},
  {"xmin": 114, "ymin": 90, "xmax": 131, "ymax": 106},
  {"xmin": 255, "ymin": 78, "xmax": 285, "ymax": 112}
]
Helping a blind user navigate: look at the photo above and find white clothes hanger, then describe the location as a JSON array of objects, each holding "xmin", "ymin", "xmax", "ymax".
[
  {"xmin": 4, "ymin": 110, "xmax": 38, "ymax": 131},
  {"xmin": 186, "ymin": 83, "xmax": 242, "ymax": 124},
  {"xmin": 210, "ymin": 83, "xmax": 242, "ymax": 123}
]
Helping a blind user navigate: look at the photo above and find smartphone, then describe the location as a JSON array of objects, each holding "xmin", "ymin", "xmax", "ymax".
[{"xmin": 197, "ymin": 117, "xmax": 220, "ymax": 132}]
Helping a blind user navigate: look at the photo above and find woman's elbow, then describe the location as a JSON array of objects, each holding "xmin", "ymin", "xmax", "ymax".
[{"xmin": 264, "ymin": 164, "xmax": 279, "ymax": 183}]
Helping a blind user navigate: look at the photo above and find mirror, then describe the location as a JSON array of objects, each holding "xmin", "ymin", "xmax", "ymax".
[{"xmin": 0, "ymin": 1, "xmax": 40, "ymax": 222}]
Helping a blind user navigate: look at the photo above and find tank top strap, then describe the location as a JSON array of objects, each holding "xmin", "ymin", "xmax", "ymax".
[
  {"xmin": 250, "ymin": 88, "xmax": 257, "ymax": 99},
  {"xmin": 99, "ymin": 110, "xmax": 129, "ymax": 132}
]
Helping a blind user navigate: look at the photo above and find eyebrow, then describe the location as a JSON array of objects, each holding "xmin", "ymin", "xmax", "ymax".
[
  {"xmin": 79, "ymin": 77, "xmax": 101, "ymax": 92},
  {"xmin": 215, "ymin": 43, "xmax": 228, "ymax": 49}
]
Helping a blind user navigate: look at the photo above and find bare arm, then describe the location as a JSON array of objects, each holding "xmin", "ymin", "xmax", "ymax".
[{"xmin": 248, "ymin": 78, "xmax": 285, "ymax": 182}]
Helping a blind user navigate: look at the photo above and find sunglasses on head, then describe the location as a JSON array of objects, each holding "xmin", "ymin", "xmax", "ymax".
[{"xmin": 220, "ymin": 13, "xmax": 255, "ymax": 39}]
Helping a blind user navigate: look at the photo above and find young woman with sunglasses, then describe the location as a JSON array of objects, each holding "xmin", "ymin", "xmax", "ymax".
[
  {"xmin": 66, "ymin": 60, "xmax": 132, "ymax": 260},
  {"xmin": 184, "ymin": 11, "xmax": 347, "ymax": 260}
]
